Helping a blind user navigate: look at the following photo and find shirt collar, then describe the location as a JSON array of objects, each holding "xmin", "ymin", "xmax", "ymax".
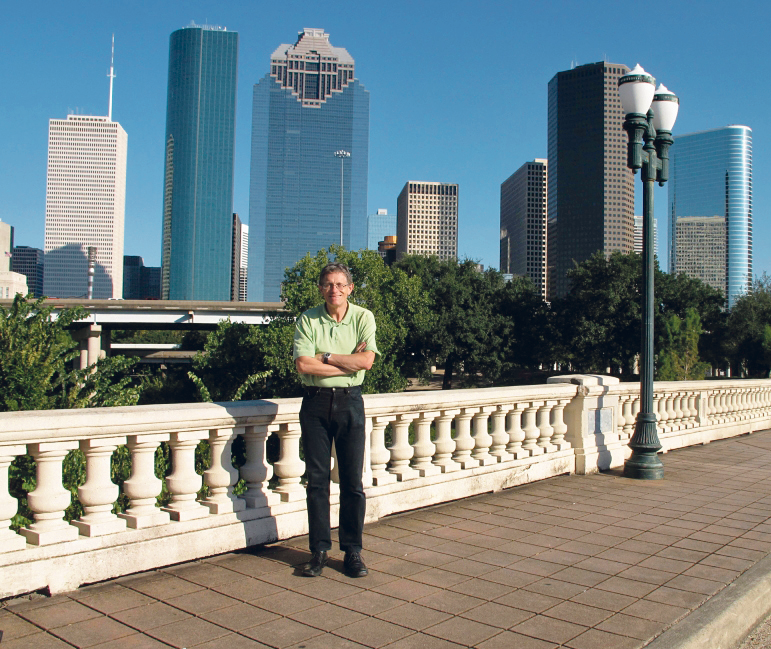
[{"xmin": 321, "ymin": 301, "xmax": 352, "ymax": 325}]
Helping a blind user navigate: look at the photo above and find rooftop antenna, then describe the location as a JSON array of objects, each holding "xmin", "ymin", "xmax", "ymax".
[{"xmin": 107, "ymin": 34, "xmax": 116, "ymax": 121}]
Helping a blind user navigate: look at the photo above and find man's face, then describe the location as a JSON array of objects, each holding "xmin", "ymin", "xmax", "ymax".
[{"xmin": 319, "ymin": 271, "xmax": 353, "ymax": 308}]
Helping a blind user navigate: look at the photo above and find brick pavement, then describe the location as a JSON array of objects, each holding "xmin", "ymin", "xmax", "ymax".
[{"xmin": 5, "ymin": 430, "xmax": 771, "ymax": 648}]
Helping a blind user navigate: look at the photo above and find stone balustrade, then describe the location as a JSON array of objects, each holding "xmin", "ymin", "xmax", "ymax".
[{"xmin": 1, "ymin": 376, "xmax": 770, "ymax": 598}]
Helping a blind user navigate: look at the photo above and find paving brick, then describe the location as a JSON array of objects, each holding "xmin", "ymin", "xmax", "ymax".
[
  {"xmin": 211, "ymin": 576, "xmax": 284, "ymax": 601},
  {"xmin": 16, "ymin": 599, "xmax": 102, "ymax": 629},
  {"xmin": 460, "ymin": 601, "xmax": 533, "ymax": 628},
  {"xmin": 0, "ymin": 632, "xmax": 73, "ymax": 648},
  {"xmin": 51, "ymin": 616, "xmax": 136, "ymax": 648},
  {"xmin": 336, "ymin": 590, "xmax": 404, "ymax": 615},
  {"xmin": 414, "ymin": 590, "xmax": 486, "ymax": 615},
  {"xmin": 111, "ymin": 602, "xmax": 192, "ymax": 631},
  {"xmin": 0, "ymin": 610, "xmax": 41, "ymax": 640},
  {"xmin": 596, "ymin": 613, "xmax": 667, "ymax": 640},
  {"xmin": 242, "ymin": 617, "xmax": 324, "ymax": 648},
  {"xmin": 569, "ymin": 588, "xmax": 637, "ymax": 612},
  {"xmin": 620, "ymin": 598, "xmax": 689, "ymax": 624},
  {"xmin": 565, "ymin": 628, "xmax": 644, "ymax": 649},
  {"xmin": 146, "ymin": 617, "xmax": 231, "ymax": 648},
  {"xmin": 381, "ymin": 632, "xmax": 467, "ymax": 648},
  {"xmin": 200, "ymin": 602, "xmax": 280, "ymax": 631},
  {"xmin": 334, "ymin": 616, "xmax": 414, "ymax": 648},
  {"xmin": 511, "ymin": 614, "xmax": 588, "ymax": 644},
  {"xmin": 374, "ymin": 602, "xmax": 452, "ymax": 631},
  {"xmin": 542, "ymin": 600, "xmax": 613, "ymax": 626},
  {"xmin": 424, "ymin": 616, "xmax": 500, "ymax": 646}
]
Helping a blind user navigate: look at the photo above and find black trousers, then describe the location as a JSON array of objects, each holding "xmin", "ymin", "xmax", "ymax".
[{"xmin": 300, "ymin": 387, "xmax": 366, "ymax": 553}]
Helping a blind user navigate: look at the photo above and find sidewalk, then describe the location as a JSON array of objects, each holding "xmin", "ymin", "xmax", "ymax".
[{"xmin": 4, "ymin": 430, "xmax": 771, "ymax": 649}]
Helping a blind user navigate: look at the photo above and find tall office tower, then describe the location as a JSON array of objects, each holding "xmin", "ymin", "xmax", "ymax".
[
  {"xmin": 500, "ymin": 160, "xmax": 548, "ymax": 299},
  {"xmin": 231, "ymin": 214, "xmax": 249, "ymax": 301},
  {"xmin": 669, "ymin": 126, "xmax": 752, "ymax": 307},
  {"xmin": 548, "ymin": 62, "xmax": 634, "ymax": 297},
  {"xmin": 633, "ymin": 216, "xmax": 658, "ymax": 257},
  {"xmin": 123, "ymin": 256, "xmax": 161, "ymax": 300},
  {"xmin": 673, "ymin": 216, "xmax": 727, "ymax": 294},
  {"xmin": 248, "ymin": 28, "xmax": 369, "ymax": 302},
  {"xmin": 161, "ymin": 24, "xmax": 238, "ymax": 301},
  {"xmin": 11, "ymin": 246, "xmax": 44, "ymax": 297},
  {"xmin": 0, "ymin": 222, "xmax": 13, "ymax": 272},
  {"xmin": 44, "ymin": 110, "xmax": 127, "ymax": 299},
  {"xmin": 367, "ymin": 209, "xmax": 396, "ymax": 250},
  {"xmin": 396, "ymin": 182, "xmax": 458, "ymax": 260}
]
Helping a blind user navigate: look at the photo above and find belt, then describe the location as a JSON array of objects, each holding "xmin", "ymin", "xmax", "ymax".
[{"xmin": 304, "ymin": 386, "xmax": 361, "ymax": 396}]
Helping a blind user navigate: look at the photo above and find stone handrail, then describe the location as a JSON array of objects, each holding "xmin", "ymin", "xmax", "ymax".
[{"xmin": 1, "ymin": 376, "xmax": 770, "ymax": 598}]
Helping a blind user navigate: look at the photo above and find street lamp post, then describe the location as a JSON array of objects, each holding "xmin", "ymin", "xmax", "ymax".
[
  {"xmin": 618, "ymin": 65, "xmax": 679, "ymax": 480},
  {"xmin": 334, "ymin": 150, "xmax": 351, "ymax": 246}
]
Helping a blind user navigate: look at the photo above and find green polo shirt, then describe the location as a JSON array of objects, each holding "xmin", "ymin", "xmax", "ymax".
[{"xmin": 293, "ymin": 302, "xmax": 380, "ymax": 387}]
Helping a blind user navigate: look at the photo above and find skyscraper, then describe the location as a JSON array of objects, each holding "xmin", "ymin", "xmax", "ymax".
[
  {"xmin": 500, "ymin": 160, "xmax": 548, "ymax": 299},
  {"xmin": 248, "ymin": 28, "xmax": 369, "ymax": 302},
  {"xmin": 669, "ymin": 126, "xmax": 752, "ymax": 307},
  {"xmin": 44, "ymin": 81, "xmax": 127, "ymax": 299},
  {"xmin": 633, "ymin": 216, "xmax": 658, "ymax": 258},
  {"xmin": 673, "ymin": 216, "xmax": 727, "ymax": 295},
  {"xmin": 0, "ymin": 222, "xmax": 13, "ymax": 272},
  {"xmin": 548, "ymin": 62, "xmax": 634, "ymax": 297},
  {"xmin": 11, "ymin": 246, "xmax": 44, "ymax": 297},
  {"xmin": 161, "ymin": 24, "xmax": 238, "ymax": 301},
  {"xmin": 396, "ymin": 182, "xmax": 458, "ymax": 260},
  {"xmin": 367, "ymin": 209, "xmax": 396, "ymax": 251},
  {"xmin": 231, "ymin": 214, "xmax": 249, "ymax": 301}
]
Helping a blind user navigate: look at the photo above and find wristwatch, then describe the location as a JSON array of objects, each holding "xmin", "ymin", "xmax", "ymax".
[{"xmin": 322, "ymin": 353, "xmax": 331, "ymax": 364}]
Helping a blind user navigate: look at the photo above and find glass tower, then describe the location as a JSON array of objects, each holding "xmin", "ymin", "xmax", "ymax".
[
  {"xmin": 367, "ymin": 209, "xmax": 396, "ymax": 250},
  {"xmin": 669, "ymin": 126, "xmax": 752, "ymax": 307},
  {"xmin": 161, "ymin": 24, "xmax": 238, "ymax": 301},
  {"xmin": 248, "ymin": 28, "xmax": 369, "ymax": 302}
]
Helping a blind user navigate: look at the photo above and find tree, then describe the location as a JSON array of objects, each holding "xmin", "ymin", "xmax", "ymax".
[
  {"xmin": 552, "ymin": 251, "xmax": 642, "ymax": 374},
  {"xmin": 724, "ymin": 274, "xmax": 771, "ymax": 377},
  {"xmin": 394, "ymin": 256, "xmax": 508, "ymax": 389},
  {"xmin": 656, "ymin": 308, "xmax": 709, "ymax": 380},
  {"xmin": 284, "ymin": 246, "xmax": 431, "ymax": 394},
  {"xmin": 0, "ymin": 294, "xmax": 140, "ymax": 411}
]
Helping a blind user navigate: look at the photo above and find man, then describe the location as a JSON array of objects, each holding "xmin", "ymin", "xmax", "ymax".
[{"xmin": 293, "ymin": 262, "xmax": 378, "ymax": 578}]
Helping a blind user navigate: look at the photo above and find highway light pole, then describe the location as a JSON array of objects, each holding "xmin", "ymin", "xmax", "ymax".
[
  {"xmin": 618, "ymin": 65, "xmax": 679, "ymax": 479},
  {"xmin": 334, "ymin": 150, "xmax": 351, "ymax": 246}
]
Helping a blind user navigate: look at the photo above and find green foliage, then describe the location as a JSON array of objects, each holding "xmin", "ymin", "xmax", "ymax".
[
  {"xmin": 284, "ymin": 246, "xmax": 431, "ymax": 394},
  {"xmin": 724, "ymin": 274, "xmax": 771, "ymax": 377},
  {"xmin": 110, "ymin": 329, "xmax": 186, "ymax": 345},
  {"xmin": 656, "ymin": 308, "xmax": 709, "ymax": 380}
]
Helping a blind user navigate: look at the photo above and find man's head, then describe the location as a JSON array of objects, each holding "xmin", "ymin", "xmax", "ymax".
[{"xmin": 318, "ymin": 262, "xmax": 354, "ymax": 308}]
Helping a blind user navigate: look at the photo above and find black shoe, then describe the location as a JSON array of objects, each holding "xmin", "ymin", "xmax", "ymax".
[
  {"xmin": 302, "ymin": 550, "xmax": 328, "ymax": 577},
  {"xmin": 344, "ymin": 551, "xmax": 368, "ymax": 578}
]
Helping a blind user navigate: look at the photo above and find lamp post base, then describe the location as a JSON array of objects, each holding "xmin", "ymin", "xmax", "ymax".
[{"xmin": 624, "ymin": 413, "xmax": 664, "ymax": 480}]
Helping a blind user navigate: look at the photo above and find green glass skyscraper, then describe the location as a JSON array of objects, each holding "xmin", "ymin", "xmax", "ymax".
[
  {"xmin": 161, "ymin": 24, "xmax": 238, "ymax": 300},
  {"xmin": 248, "ymin": 28, "xmax": 369, "ymax": 302}
]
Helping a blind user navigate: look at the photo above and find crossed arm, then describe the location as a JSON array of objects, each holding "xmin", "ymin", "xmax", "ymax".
[{"xmin": 295, "ymin": 341, "xmax": 375, "ymax": 377}]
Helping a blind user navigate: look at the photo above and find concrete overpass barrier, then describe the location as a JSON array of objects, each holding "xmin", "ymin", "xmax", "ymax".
[{"xmin": 0, "ymin": 377, "xmax": 770, "ymax": 597}]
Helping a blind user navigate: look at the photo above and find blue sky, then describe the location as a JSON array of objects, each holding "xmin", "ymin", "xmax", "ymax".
[{"xmin": 1, "ymin": 0, "xmax": 768, "ymax": 276}]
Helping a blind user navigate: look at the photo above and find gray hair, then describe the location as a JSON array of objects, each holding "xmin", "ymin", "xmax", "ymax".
[{"xmin": 318, "ymin": 262, "xmax": 353, "ymax": 286}]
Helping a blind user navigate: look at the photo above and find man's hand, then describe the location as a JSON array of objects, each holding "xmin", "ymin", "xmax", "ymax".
[{"xmin": 298, "ymin": 342, "xmax": 374, "ymax": 376}]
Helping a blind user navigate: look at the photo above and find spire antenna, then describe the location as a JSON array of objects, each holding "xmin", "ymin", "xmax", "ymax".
[{"xmin": 107, "ymin": 34, "xmax": 116, "ymax": 120}]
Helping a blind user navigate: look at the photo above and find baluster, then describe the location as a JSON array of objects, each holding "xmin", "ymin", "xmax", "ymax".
[
  {"xmin": 472, "ymin": 406, "xmax": 496, "ymax": 466},
  {"xmin": 621, "ymin": 394, "xmax": 635, "ymax": 438},
  {"xmin": 672, "ymin": 393, "xmax": 684, "ymax": 428},
  {"xmin": 632, "ymin": 394, "xmax": 641, "ymax": 429},
  {"xmin": 432, "ymin": 409, "xmax": 460, "ymax": 473},
  {"xmin": 369, "ymin": 416, "xmax": 397, "ymax": 485},
  {"xmin": 536, "ymin": 402, "xmax": 556, "ymax": 452},
  {"xmin": 161, "ymin": 431, "xmax": 210, "ymax": 521},
  {"xmin": 201, "ymin": 427, "xmax": 246, "ymax": 514},
  {"xmin": 521, "ymin": 402, "xmax": 543, "ymax": 455},
  {"xmin": 20, "ymin": 442, "xmax": 80, "ymax": 545},
  {"xmin": 657, "ymin": 394, "xmax": 669, "ymax": 433},
  {"xmin": 506, "ymin": 403, "xmax": 528, "ymax": 459},
  {"xmin": 652, "ymin": 394, "xmax": 663, "ymax": 432},
  {"xmin": 119, "ymin": 434, "xmax": 171, "ymax": 529},
  {"xmin": 388, "ymin": 413, "xmax": 419, "ymax": 480},
  {"xmin": 72, "ymin": 437, "xmax": 127, "ymax": 537},
  {"xmin": 686, "ymin": 392, "xmax": 698, "ymax": 427},
  {"xmin": 489, "ymin": 405, "xmax": 513, "ymax": 462},
  {"xmin": 616, "ymin": 394, "xmax": 630, "ymax": 439},
  {"xmin": 551, "ymin": 399, "xmax": 571, "ymax": 450},
  {"xmin": 240, "ymin": 425, "xmax": 278, "ymax": 511},
  {"xmin": 452, "ymin": 408, "xmax": 480, "ymax": 469},
  {"xmin": 729, "ymin": 390, "xmax": 739, "ymax": 421},
  {"xmin": 0, "ymin": 446, "xmax": 27, "ymax": 552},
  {"xmin": 666, "ymin": 393, "xmax": 677, "ymax": 431},
  {"xmin": 412, "ymin": 411, "xmax": 440, "ymax": 476},
  {"xmin": 272, "ymin": 423, "xmax": 306, "ymax": 501}
]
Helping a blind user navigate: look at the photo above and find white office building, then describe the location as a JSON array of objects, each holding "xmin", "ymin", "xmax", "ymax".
[
  {"xmin": 396, "ymin": 181, "xmax": 458, "ymax": 260},
  {"xmin": 43, "ymin": 113, "xmax": 127, "ymax": 299}
]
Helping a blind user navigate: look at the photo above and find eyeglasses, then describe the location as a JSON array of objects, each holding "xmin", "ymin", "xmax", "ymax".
[{"xmin": 319, "ymin": 282, "xmax": 350, "ymax": 291}]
